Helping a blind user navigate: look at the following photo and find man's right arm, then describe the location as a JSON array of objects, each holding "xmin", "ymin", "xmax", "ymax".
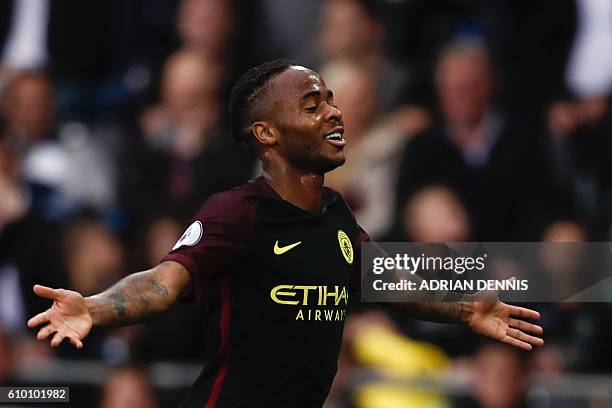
[
  {"xmin": 86, "ymin": 260, "xmax": 191, "ymax": 326},
  {"xmin": 27, "ymin": 261, "xmax": 191, "ymax": 348}
]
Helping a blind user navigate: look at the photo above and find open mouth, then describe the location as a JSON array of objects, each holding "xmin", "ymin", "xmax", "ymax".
[{"xmin": 324, "ymin": 131, "xmax": 346, "ymax": 147}]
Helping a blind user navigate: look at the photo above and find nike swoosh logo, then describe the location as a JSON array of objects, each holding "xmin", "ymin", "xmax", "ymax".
[{"xmin": 274, "ymin": 240, "xmax": 302, "ymax": 255}]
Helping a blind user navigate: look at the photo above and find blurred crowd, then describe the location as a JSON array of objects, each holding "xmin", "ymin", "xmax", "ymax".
[{"xmin": 0, "ymin": 0, "xmax": 611, "ymax": 407}]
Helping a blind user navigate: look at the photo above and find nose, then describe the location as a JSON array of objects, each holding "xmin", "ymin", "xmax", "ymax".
[{"xmin": 325, "ymin": 102, "xmax": 343, "ymax": 124}]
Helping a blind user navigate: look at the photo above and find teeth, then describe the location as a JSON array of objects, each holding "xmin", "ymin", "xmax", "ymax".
[{"xmin": 325, "ymin": 132, "xmax": 343, "ymax": 140}]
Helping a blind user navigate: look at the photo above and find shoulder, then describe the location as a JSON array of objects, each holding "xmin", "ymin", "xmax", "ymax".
[{"xmin": 194, "ymin": 181, "xmax": 263, "ymax": 224}]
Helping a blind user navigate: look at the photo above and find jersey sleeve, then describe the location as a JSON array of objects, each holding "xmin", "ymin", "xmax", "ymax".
[
  {"xmin": 162, "ymin": 191, "xmax": 254, "ymax": 303},
  {"xmin": 350, "ymin": 225, "xmax": 371, "ymax": 296}
]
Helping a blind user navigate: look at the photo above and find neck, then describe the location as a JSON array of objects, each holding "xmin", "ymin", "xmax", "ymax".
[{"xmin": 261, "ymin": 156, "xmax": 324, "ymax": 214}]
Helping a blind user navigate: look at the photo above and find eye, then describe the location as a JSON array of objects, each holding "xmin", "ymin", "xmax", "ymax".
[{"xmin": 305, "ymin": 105, "xmax": 318, "ymax": 112}]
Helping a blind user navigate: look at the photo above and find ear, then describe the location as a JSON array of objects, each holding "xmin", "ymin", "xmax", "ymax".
[{"xmin": 251, "ymin": 121, "xmax": 278, "ymax": 146}]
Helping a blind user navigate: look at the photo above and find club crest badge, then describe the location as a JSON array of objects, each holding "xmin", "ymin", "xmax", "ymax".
[{"xmin": 337, "ymin": 230, "xmax": 353, "ymax": 264}]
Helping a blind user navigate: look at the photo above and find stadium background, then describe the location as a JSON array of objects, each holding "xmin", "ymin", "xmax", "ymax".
[{"xmin": 0, "ymin": 0, "xmax": 611, "ymax": 406}]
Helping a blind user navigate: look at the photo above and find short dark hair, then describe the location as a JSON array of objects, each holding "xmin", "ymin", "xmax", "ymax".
[{"xmin": 229, "ymin": 58, "xmax": 296, "ymax": 143}]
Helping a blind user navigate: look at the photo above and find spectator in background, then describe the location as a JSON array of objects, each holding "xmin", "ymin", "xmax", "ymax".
[
  {"xmin": 532, "ymin": 219, "xmax": 612, "ymax": 374},
  {"xmin": 392, "ymin": 185, "xmax": 476, "ymax": 357},
  {"xmin": 175, "ymin": 0, "xmax": 251, "ymax": 89},
  {"xmin": 100, "ymin": 364, "xmax": 158, "ymax": 408},
  {"xmin": 321, "ymin": 61, "xmax": 429, "ymax": 238},
  {"xmin": 177, "ymin": 0, "xmax": 234, "ymax": 63},
  {"xmin": 121, "ymin": 49, "xmax": 255, "ymax": 224},
  {"xmin": 455, "ymin": 341, "xmax": 530, "ymax": 408},
  {"xmin": 547, "ymin": 2, "xmax": 612, "ymax": 229},
  {"xmin": 394, "ymin": 39, "xmax": 560, "ymax": 241},
  {"xmin": 317, "ymin": 0, "xmax": 410, "ymax": 112},
  {"xmin": 1, "ymin": 72, "xmax": 69, "ymax": 220},
  {"xmin": 1, "ymin": 72, "xmax": 55, "ymax": 150},
  {"xmin": 141, "ymin": 51, "xmax": 223, "ymax": 159},
  {"xmin": 401, "ymin": 185, "xmax": 471, "ymax": 243},
  {"xmin": 537, "ymin": 220, "xmax": 590, "ymax": 301},
  {"xmin": 1, "ymin": 72, "xmax": 116, "ymax": 219}
]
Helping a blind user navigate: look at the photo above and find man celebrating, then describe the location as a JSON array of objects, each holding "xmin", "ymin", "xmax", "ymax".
[{"xmin": 28, "ymin": 60, "xmax": 543, "ymax": 407}]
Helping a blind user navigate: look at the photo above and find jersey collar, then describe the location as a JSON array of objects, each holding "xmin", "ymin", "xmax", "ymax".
[{"xmin": 252, "ymin": 177, "xmax": 339, "ymax": 220}]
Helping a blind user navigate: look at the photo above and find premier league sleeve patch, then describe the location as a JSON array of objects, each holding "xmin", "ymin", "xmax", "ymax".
[{"xmin": 172, "ymin": 220, "xmax": 204, "ymax": 250}]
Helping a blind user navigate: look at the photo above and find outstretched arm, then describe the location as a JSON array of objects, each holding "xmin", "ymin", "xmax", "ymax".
[
  {"xmin": 367, "ymin": 240, "xmax": 543, "ymax": 350},
  {"xmin": 387, "ymin": 297, "xmax": 544, "ymax": 351},
  {"xmin": 27, "ymin": 260, "xmax": 191, "ymax": 348},
  {"xmin": 86, "ymin": 261, "xmax": 190, "ymax": 326}
]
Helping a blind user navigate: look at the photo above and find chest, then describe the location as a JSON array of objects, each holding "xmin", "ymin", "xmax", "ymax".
[{"xmin": 248, "ymin": 216, "xmax": 356, "ymax": 287}]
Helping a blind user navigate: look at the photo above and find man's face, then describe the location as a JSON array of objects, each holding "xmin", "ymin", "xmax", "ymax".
[
  {"xmin": 266, "ymin": 66, "xmax": 346, "ymax": 174},
  {"xmin": 436, "ymin": 52, "xmax": 492, "ymax": 128},
  {"xmin": 177, "ymin": 0, "xmax": 234, "ymax": 54},
  {"xmin": 319, "ymin": 0, "xmax": 381, "ymax": 61},
  {"xmin": 162, "ymin": 51, "xmax": 222, "ymax": 126}
]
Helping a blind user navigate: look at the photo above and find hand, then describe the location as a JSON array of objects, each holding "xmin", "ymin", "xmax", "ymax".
[
  {"xmin": 468, "ymin": 300, "xmax": 544, "ymax": 351},
  {"xmin": 27, "ymin": 285, "xmax": 92, "ymax": 349}
]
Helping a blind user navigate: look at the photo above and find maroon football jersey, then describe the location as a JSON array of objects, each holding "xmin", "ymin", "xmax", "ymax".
[{"xmin": 163, "ymin": 177, "xmax": 368, "ymax": 407}]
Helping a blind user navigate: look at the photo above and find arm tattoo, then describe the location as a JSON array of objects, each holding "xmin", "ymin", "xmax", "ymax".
[
  {"xmin": 400, "ymin": 298, "xmax": 474, "ymax": 324},
  {"xmin": 383, "ymin": 264, "xmax": 474, "ymax": 324},
  {"xmin": 109, "ymin": 293, "xmax": 128, "ymax": 318},
  {"xmin": 366, "ymin": 241, "xmax": 474, "ymax": 324},
  {"xmin": 85, "ymin": 271, "xmax": 172, "ymax": 326},
  {"xmin": 148, "ymin": 279, "xmax": 169, "ymax": 296}
]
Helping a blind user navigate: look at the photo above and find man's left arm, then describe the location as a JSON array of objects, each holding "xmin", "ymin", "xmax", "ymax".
[
  {"xmin": 385, "ymin": 295, "xmax": 544, "ymax": 351},
  {"xmin": 353, "ymin": 236, "xmax": 544, "ymax": 351}
]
